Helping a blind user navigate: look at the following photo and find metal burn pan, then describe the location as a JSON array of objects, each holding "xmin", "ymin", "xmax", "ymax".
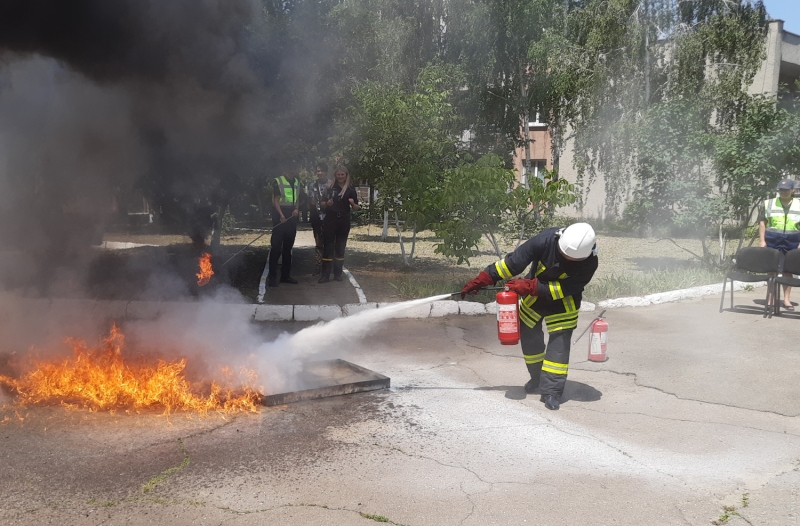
[{"xmin": 261, "ymin": 359, "xmax": 390, "ymax": 407}]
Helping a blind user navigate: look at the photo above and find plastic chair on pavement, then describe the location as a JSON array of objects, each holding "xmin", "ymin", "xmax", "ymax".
[
  {"xmin": 719, "ymin": 247, "xmax": 781, "ymax": 316},
  {"xmin": 771, "ymin": 249, "xmax": 800, "ymax": 317}
]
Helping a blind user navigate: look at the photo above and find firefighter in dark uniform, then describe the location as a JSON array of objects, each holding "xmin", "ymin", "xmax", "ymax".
[
  {"xmin": 462, "ymin": 223, "xmax": 598, "ymax": 410},
  {"xmin": 318, "ymin": 165, "xmax": 360, "ymax": 283},
  {"xmin": 267, "ymin": 164, "xmax": 300, "ymax": 287}
]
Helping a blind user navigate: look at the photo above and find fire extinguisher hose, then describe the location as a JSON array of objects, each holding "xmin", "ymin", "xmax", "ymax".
[
  {"xmin": 572, "ymin": 309, "xmax": 607, "ymax": 345},
  {"xmin": 448, "ymin": 286, "xmax": 507, "ymax": 297}
]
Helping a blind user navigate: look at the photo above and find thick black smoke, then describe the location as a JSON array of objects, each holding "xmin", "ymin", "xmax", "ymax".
[
  {"xmin": 0, "ymin": 1, "xmax": 258, "ymax": 85},
  {"xmin": 0, "ymin": 0, "xmax": 334, "ymax": 293}
]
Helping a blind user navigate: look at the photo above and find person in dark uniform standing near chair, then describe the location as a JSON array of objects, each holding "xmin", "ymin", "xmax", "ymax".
[
  {"xmin": 461, "ymin": 223, "xmax": 598, "ymax": 410},
  {"xmin": 267, "ymin": 163, "xmax": 301, "ymax": 287},
  {"xmin": 319, "ymin": 165, "xmax": 359, "ymax": 283},
  {"xmin": 308, "ymin": 163, "xmax": 330, "ymax": 276}
]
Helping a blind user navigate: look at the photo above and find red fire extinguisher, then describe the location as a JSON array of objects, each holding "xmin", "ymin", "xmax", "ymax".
[
  {"xmin": 573, "ymin": 310, "xmax": 608, "ymax": 362},
  {"xmin": 587, "ymin": 315, "xmax": 608, "ymax": 362},
  {"xmin": 496, "ymin": 288, "xmax": 520, "ymax": 346}
]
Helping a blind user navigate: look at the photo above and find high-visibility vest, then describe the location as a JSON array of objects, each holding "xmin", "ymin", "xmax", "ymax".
[
  {"xmin": 276, "ymin": 176, "xmax": 297, "ymax": 207},
  {"xmin": 764, "ymin": 196, "xmax": 800, "ymax": 233}
]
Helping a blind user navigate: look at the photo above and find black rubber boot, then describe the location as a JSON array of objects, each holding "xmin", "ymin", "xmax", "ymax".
[
  {"xmin": 318, "ymin": 261, "xmax": 332, "ymax": 283},
  {"xmin": 333, "ymin": 259, "xmax": 344, "ymax": 281},
  {"xmin": 541, "ymin": 394, "xmax": 560, "ymax": 410},
  {"xmin": 524, "ymin": 379, "xmax": 540, "ymax": 394}
]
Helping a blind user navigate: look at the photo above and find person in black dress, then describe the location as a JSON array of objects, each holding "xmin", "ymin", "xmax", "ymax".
[{"xmin": 319, "ymin": 165, "xmax": 360, "ymax": 283}]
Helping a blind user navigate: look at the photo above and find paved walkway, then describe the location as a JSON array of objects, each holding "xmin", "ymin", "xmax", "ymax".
[{"xmin": 2, "ymin": 289, "xmax": 800, "ymax": 525}]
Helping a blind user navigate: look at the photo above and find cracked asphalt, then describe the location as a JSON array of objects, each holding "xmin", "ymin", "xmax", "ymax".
[{"xmin": 2, "ymin": 289, "xmax": 800, "ymax": 525}]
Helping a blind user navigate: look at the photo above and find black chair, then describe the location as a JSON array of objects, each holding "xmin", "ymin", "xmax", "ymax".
[
  {"xmin": 719, "ymin": 247, "xmax": 781, "ymax": 316},
  {"xmin": 771, "ymin": 249, "xmax": 800, "ymax": 317}
]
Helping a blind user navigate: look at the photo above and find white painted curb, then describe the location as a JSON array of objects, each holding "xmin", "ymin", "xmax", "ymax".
[
  {"xmin": 596, "ymin": 280, "xmax": 765, "ymax": 310},
  {"xmin": 28, "ymin": 280, "xmax": 752, "ymax": 322}
]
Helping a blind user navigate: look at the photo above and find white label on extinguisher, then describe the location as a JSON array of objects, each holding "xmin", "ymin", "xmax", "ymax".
[
  {"xmin": 497, "ymin": 304, "xmax": 518, "ymax": 334},
  {"xmin": 590, "ymin": 332, "xmax": 605, "ymax": 355}
]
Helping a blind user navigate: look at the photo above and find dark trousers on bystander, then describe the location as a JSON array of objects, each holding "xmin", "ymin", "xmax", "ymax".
[
  {"xmin": 320, "ymin": 213, "xmax": 351, "ymax": 280},
  {"xmin": 269, "ymin": 218, "xmax": 297, "ymax": 283}
]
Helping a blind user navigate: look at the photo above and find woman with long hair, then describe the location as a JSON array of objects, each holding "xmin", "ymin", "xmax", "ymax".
[{"xmin": 319, "ymin": 165, "xmax": 360, "ymax": 283}]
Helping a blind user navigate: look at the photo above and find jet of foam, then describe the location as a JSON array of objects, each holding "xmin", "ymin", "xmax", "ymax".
[{"xmin": 286, "ymin": 294, "xmax": 454, "ymax": 359}]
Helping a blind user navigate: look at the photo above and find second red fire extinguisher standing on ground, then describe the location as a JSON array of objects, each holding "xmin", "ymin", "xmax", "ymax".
[{"xmin": 587, "ymin": 315, "xmax": 608, "ymax": 362}]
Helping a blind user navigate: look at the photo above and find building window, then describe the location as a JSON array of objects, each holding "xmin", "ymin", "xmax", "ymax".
[{"xmin": 522, "ymin": 160, "xmax": 547, "ymax": 181}]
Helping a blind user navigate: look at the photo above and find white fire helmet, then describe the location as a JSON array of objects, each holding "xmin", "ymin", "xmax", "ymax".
[{"xmin": 557, "ymin": 223, "xmax": 597, "ymax": 259}]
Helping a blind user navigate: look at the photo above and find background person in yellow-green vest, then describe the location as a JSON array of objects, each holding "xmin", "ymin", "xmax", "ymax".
[
  {"xmin": 461, "ymin": 223, "xmax": 598, "ymax": 410},
  {"xmin": 759, "ymin": 178, "xmax": 800, "ymax": 310},
  {"xmin": 267, "ymin": 162, "xmax": 300, "ymax": 287}
]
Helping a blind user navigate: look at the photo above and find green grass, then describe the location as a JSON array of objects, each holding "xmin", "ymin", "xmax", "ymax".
[
  {"xmin": 584, "ymin": 268, "xmax": 723, "ymax": 302},
  {"xmin": 141, "ymin": 438, "xmax": 190, "ymax": 494},
  {"xmin": 389, "ymin": 267, "xmax": 724, "ymax": 303},
  {"xmin": 388, "ymin": 278, "xmax": 496, "ymax": 303},
  {"xmin": 360, "ymin": 512, "xmax": 391, "ymax": 523}
]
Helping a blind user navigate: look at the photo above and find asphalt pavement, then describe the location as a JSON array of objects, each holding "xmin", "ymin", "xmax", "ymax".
[{"xmin": 2, "ymin": 289, "xmax": 800, "ymax": 525}]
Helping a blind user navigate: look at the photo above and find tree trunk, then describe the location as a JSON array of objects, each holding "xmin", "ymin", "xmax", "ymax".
[
  {"xmin": 210, "ymin": 196, "xmax": 231, "ymax": 255},
  {"xmin": 256, "ymin": 192, "xmax": 264, "ymax": 220},
  {"xmin": 394, "ymin": 211, "xmax": 409, "ymax": 266},
  {"xmin": 520, "ymin": 76, "xmax": 532, "ymax": 188},
  {"xmin": 409, "ymin": 223, "xmax": 417, "ymax": 260},
  {"xmin": 485, "ymin": 230, "xmax": 502, "ymax": 259},
  {"xmin": 382, "ymin": 209, "xmax": 389, "ymax": 240},
  {"xmin": 369, "ymin": 184, "xmax": 375, "ymax": 224}
]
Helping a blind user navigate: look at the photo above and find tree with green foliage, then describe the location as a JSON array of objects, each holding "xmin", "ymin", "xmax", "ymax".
[
  {"xmin": 714, "ymin": 93, "xmax": 800, "ymax": 236},
  {"xmin": 331, "ymin": 66, "xmax": 461, "ymax": 265},
  {"xmin": 432, "ymin": 154, "xmax": 577, "ymax": 264}
]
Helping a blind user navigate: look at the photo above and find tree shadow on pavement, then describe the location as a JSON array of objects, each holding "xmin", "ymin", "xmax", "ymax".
[{"xmin": 626, "ymin": 256, "xmax": 697, "ymax": 272}]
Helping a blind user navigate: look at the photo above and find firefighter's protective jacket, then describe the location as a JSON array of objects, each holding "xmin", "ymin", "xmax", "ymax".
[{"xmin": 484, "ymin": 227, "xmax": 598, "ymax": 331}]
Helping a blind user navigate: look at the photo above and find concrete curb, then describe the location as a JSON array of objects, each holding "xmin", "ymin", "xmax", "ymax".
[
  {"xmin": 595, "ymin": 280, "xmax": 765, "ymax": 310},
  {"xmin": 18, "ymin": 280, "xmax": 752, "ymax": 322}
]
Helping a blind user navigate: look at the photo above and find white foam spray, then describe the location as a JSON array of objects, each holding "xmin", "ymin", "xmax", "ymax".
[
  {"xmin": 286, "ymin": 293, "xmax": 452, "ymax": 358},
  {"xmin": 249, "ymin": 293, "xmax": 453, "ymax": 393}
]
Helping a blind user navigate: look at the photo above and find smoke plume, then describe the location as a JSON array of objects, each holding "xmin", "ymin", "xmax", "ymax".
[{"xmin": 0, "ymin": 0, "xmax": 335, "ymax": 292}]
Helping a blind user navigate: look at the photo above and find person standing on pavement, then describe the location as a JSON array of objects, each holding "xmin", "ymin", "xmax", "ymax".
[
  {"xmin": 461, "ymin": 223, "xmax": 598, "ymax": 410},
  {"xmin": 308, "ymin": 163, "xmax": 330, "ymax": 276},
  {"xmin": 267, "ymin": 163, "xmax": 301, "ymax": 287},
  {"xmin": 759, "ymin": 178, "xmax": 800, "ymax": 310},
  {"xmin": 318, "ymin": 165, "xmax": 359, "ymax": 283}
]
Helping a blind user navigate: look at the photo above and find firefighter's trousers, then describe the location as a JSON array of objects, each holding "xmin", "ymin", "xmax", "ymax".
[
  {"xmin": 520, "ymin": 321, "xmax": 573, "ymax": 398},
  {"xmin": 321, "ymin": 213, "xmax": 350, "ymax": 279},
  {"xmin": 269, "ymin": 218, "xmax": 297, "ymax": 280}
]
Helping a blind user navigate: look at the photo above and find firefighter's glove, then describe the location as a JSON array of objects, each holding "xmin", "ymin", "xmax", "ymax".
[
  {"xmin": 505, "ymin": 278, "xmax": 539, "ymax": 297},
  {"xmin": 461, "ymin": 271, "xmax": 495, "ymax": 299}
]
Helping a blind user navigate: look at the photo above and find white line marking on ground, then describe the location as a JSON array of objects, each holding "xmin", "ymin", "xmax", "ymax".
[
  {"xmin": 257, "ymin": 250, "xmax": 270, "ymax": 304},
  {"xmin": 343, "ymin": 267, "xmax": 367, "ymax": 304}
]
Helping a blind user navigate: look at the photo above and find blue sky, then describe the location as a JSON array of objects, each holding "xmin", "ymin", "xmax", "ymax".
[{"xmin": 762, "ymin": 0, "xmax": 799, "ymax": 33}]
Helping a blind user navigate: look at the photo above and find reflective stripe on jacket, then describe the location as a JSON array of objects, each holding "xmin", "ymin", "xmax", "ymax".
[{"xmin": 485, "ymin": 227, "xmax": 598, "ymax": 331}]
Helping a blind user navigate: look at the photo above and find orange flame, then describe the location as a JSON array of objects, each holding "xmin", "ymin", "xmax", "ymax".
[
  {"xmin": 0, "ymin": 324, "xmax": 261, "ymax": 415},
  {"xmin": 197, "ymin": 252, "xmax": 214, "ymax": 286}
]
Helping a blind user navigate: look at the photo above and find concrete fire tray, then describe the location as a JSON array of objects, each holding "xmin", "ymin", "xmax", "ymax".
[{"xmin": 261, "ymin": 359, "xmax": 390, "ymax": 407}]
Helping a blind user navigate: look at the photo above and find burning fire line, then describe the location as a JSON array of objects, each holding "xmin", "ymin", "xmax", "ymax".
[
  {"xmin": 0, "ymin": 324, "xmax": 261, "ymax": 415},
  {"xmin": 197, "ymin": 252, "xmax": 214, "ymax": 286}
]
